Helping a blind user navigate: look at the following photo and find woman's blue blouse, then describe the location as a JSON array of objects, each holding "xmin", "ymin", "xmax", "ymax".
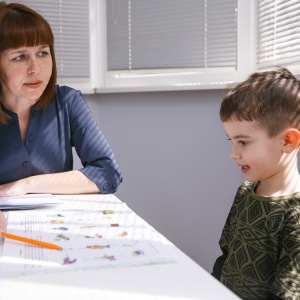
[{"xmin": 0, "ymin": 85, "xmax": 122, "ymax": 194}]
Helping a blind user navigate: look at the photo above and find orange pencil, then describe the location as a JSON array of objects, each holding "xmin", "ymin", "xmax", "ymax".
[{"xmin": 1, "ymin": 232, "xmax": 63, "ymax": 251}]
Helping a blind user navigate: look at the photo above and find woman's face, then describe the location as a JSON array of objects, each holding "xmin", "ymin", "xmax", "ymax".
[{"xmin": 0, "ymin": 44, "xmax": 52, "ymax": 105}]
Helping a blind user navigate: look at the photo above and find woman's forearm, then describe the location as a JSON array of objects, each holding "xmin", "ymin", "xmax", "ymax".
[{"xmin": 0, "ymin": 170, "xmax": 100, "ymax": 197}]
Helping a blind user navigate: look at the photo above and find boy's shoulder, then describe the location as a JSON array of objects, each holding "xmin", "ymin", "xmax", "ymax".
[
  {"xmin": 236, "ymin": 181, "xmax": 256, "ymax": 195},
  {"xmin": 235, "ymin": 181, "xmax": 300, "ymax": 217}
]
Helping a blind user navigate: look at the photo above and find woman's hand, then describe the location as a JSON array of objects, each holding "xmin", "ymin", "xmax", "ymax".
[
  {"xmin": 0, "ymin": 170, "xmax": 99, "ymax": 197},
  {"xmin": 0, "ymin": 180, "xmax": 27, "ymax": 197}
]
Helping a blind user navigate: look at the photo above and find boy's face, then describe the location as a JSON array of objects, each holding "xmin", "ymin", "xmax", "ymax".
[{"xmin": 222, "ymin": 119, "xmax": 284, "ymax": 183}]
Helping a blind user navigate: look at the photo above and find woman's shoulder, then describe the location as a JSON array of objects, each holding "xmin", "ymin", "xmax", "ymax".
[
  {"xmin": 53, "ymin": 85, "xmax": 86, "ymax": 107},
  {"xmin": 54, "ymin": 85, "xmax": 81, "ymax": 99},
  {"xmin": 51, "ymin": 85, "xmax": 92, "ymax": 121}
]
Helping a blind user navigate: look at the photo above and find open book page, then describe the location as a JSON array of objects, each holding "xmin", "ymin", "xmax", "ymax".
[
  {"xmin": 0, "ymin": 194, "xmax": 63, "ymax": 210},
  {"xmin": 0, "ymin": 203, "xmax": 177, "ymax": 277}
]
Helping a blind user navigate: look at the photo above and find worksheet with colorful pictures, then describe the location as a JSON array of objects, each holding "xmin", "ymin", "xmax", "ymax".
[{"xmin": 0, "ymin": 204, "xmax": 177, "ymax": 277}]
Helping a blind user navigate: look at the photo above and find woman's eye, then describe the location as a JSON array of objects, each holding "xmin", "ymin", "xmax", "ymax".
[
  {"xmin": 238, "ymin": 140, "xmax": 247, "ymax": 146},
  {"xmin": 38, "ymin": 51, "xmax": 49, "ymax": 57},
  {"xmin": 14, "ymin": 55, "xmax": 25, "ymax": 61}
]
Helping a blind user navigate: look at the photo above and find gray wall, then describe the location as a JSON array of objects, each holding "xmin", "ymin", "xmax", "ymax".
[{"xmin": 75, "ymin": 89, "xmax": 243, "ymax": 272}]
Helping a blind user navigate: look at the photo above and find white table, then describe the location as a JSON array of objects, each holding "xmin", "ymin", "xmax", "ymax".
[{"xmin": 0, "ymin": 194, "xmax": 240, "ymax": 300}]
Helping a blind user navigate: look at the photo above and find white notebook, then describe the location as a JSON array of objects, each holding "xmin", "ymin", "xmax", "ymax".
[{"xmin": 0, "ymin": 194, "xmax": 63, "ymax": 210}]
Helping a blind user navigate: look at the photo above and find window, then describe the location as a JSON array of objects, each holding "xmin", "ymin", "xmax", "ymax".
[
  {"xmin": 100, "ymin": 0, "xmax": 253, "ymax": 92},
  {"xmin": 107, "ymin": 1, "xmax": 237, "ymax": 70},
  {"xmin": 256, "ymin": 0, "xmax": 300, "ymax": 73},
  {"xmin": 9, "ymin": 0, "xmax": 253, "ymax": 93},
  {"xmin": 16, "ymin": 1, "xmax": 300, "ymax": 93}
]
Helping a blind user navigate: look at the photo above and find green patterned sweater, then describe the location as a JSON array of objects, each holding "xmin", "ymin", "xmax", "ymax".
[{"xmin": 218, "ymin": 181, "xmax": 300, "ymax": 300}]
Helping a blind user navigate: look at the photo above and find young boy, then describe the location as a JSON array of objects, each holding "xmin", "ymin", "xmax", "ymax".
[{"xmin": 212, "ymin": 67, "xmax": 300, "ymax": 300}]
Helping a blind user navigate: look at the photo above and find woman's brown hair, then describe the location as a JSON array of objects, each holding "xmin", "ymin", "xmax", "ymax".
[{"xmin": 0, "ymin": 1, "xmax": 57, "ymax": 123}]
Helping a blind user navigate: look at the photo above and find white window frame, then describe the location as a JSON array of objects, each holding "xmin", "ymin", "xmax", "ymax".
[{"xmin": 86, "ymin": 0, "xmax": 256, "ymax": 94}]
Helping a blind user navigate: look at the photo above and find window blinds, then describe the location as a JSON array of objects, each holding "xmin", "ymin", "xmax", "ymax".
[
  {"xmin": 10, "ymin": 1, "xmax": 90, "ymax": 79},
  {"xmin": 257, "ymin": 0, "xmax": 300, "ymax": 69},
  {"xmin": 106, "ymin": 0, "xmax": 237, "ymax": 71}
]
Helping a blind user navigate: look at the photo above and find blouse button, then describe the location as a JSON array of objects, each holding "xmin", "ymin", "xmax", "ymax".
[
  {"xmin": 102, "ymin": 183, "xmax": 108, "ymax": 191},
  {"xmin": 23, "ymin": 161, "xmax": 30, "ymax": 168},
  {"xmin": 32, "ymin": 110, "xmax": 38, "ymax": 118},
  {"xmin": 28, "ymin": 135, "xmax": 35, "ymax": 142}
]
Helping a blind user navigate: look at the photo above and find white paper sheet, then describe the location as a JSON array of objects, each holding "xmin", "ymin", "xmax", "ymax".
[{"xmin": 0, "ymin": 204, "xmax": 177, "ymax": 277}]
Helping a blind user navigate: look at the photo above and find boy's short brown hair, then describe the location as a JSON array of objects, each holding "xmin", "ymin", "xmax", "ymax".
[{"xmin": 220, "ymin": 66, "xmax": 300, "ymax": 137}]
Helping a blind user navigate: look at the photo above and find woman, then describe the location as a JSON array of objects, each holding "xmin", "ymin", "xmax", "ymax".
[{"xmin": 0, "ymin": 2, "xmax": 122, "ymax": 196}]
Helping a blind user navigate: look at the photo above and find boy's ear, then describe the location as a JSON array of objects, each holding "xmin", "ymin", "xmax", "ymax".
[{"xmin": 282, "ymin": 128, "xmax": 300, "ymax": 153}]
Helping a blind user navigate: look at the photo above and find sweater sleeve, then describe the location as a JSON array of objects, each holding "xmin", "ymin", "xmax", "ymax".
[
  {"xmin": 67, "ymin": 87, "xmax": 122, "ymax": 193},
  {"xmin": 270, "ymin": 209, "xmax": 300, "ymax": 299},
  {"xmin": 211, "ymin": 247, "xmax": 228, "ymax": 280},
  {"xmin": 211, "ymin": 183, "xmax": 248, "ymax": 280},
  {"xmin": 211, "ymin": 207, "xmax": 233, "ymax": 280}
]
